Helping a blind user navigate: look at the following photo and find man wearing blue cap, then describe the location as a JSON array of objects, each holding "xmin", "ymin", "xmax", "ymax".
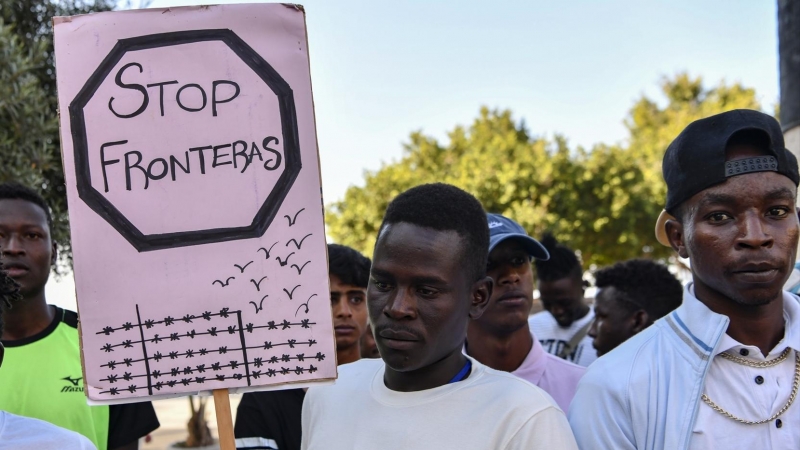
[
  {"xmin": 569, "ymin": 109, "xmax": 800, "ymax": 449},
  {"xmin": 467, "ymin": 214, "xmax": 584, "ymax": 412}
]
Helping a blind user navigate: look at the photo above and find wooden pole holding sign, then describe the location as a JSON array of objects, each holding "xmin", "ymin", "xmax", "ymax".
[{"xmin": 214, "ymin": 388, "xmax": 236, "ymax": 450}]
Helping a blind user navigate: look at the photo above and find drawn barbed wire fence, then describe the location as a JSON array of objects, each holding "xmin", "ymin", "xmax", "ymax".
[{"xmin": 94, "ymin": 305, "xmax": 323, "ymax": 396}]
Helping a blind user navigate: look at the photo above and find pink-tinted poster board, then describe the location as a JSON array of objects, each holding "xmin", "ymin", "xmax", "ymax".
[{"xmin": 53, "ymin": 4, "xmax": 336, "ymax": 404}]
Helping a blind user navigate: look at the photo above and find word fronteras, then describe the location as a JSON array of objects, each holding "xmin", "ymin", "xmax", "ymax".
[{"xmin": 97, "ymin": 62, "xmax": 283, "ymax": 192}]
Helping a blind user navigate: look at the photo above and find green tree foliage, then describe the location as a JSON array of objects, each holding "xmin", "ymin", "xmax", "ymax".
[
  {"xmin": 0, "ymin": 0, "xmax": 113, "ymax": 268},
  {"xmin": 326, "ymin": 73, "xmax": 761, "ymax": 267}
]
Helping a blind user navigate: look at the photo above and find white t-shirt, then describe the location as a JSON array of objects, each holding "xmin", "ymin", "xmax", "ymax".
[
  {"xmin": 690, "ymin": 290, "xmax": 800, "ymax": 450},
  {"xmin": 0, "ymin": 410, "xmax": 97, "ymax": 450},
  {"xmin": 528, "ymin": 309, "xmax": 597, "ymax": 367},
  {"xmin": 301, "ymin": 357, "xmax": 578, "ymax": 450}
]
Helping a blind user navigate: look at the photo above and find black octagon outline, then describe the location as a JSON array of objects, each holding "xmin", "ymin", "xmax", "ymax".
[{"xmin": 69, "ymin": 29, "xmax": 301, "ymax": 252}]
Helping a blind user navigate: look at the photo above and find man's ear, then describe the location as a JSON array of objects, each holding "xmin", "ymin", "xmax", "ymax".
[
  {"xmin": 50, "ymin": 241, "xmax": 58, "ymax": 267},
  {"xmin": 631, "ymin": 310, "xmax": 650, "ymax": 334},
  {"xmin": 0, "ymin": 342, "xmax": 4, "ymax": 368},
  {"xmin": 468, "ymin": 276, "xmax": 493, "ymax": 320},
  {"xmin": 665, "ymin": 218, "xmax": 688, "ymax": 259}
]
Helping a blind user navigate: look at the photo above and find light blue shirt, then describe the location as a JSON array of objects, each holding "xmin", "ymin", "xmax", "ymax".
[{"xmin": 568, "ymin": 285, "xmax": 800, "ymax": 450}]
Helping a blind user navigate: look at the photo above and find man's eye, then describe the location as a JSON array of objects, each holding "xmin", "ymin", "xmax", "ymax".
[
  {"xmin": 708, "ymin": 212, "xmax": 731, "ymax": 223},
  {"xmin": 767, "ymin": 207, "xmax": 789, "ymax": 218},
  {"xmin": 350, "ymin": 296, "xmax": 364, "ymax": 305},
  {"xmin": 417, "ymin": 287, "xmax": 437, "ymax": 297},
  {"xmin": 373, "ymin": 280, "xmax": 391, "ymax": 291},
  {"xmin": 26, "ymin": 233, "xmax": 41, "ymax": 240},
  {"xmin": 511, "ymin": 257, "xmax": 527, "ymax": 266}
]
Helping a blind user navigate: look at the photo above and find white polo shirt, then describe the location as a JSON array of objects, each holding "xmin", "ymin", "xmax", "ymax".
[{"xmin": 690, "ymin": 290, "xmax": 800, "ymax": 450}]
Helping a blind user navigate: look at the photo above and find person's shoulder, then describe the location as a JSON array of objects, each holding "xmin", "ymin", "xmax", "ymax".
[
  {"xmin": 475, "ymin": 363, "xmax": 562, "ymax": 413},
  {"xmin": 528, "ymin": 311, "xmax": 553, "ymax": 326},
  {"xmin": 336, "ymin": 357, "xmax": 383, "ymax": 379},
  {"xmin": 307, "ymin": 358, "xmax": 381, "ymax": 399},
  {"xmin": 580, "ymin": 320, "xmax": 665, "ymax": 391},
  {"xmin": 242, "ymin": 387, "xmax": 304, "ymax": 403},
  {"xmin": 0, "ymin": 411, "xmax": 97, "ymax": 449},
  {"xmin": 543, "ymin": 352, "xmax": 586, "ymax": 378},
  {"xmin": 59, "ymin": 307, "xmax": 79, "ymax": 329},
  {"xmin": 331, "ymin": 358, "xmax": 382, "ymax": 388}
]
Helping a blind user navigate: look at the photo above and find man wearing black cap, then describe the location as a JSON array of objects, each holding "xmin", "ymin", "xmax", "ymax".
[
  {"xmin": 466, "ymin": 213, "xmax": 584, "ymax": 412},
  {"xmin": 569, "ymin": 109, "xmax": 800, "ymax": 450}
]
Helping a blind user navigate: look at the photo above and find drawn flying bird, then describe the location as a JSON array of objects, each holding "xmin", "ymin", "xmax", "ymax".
[
  {"xmin": 257, "ymin": 242, "xmax": 278, "ymax": 259},
  {"xmin": 291, "ymin": 261, "xmax": 311, "ymax": 275},
  {"xmin": 250, "ymin": 276, "xmax": 268, "ymax": 291},
  {"xmin": 295, "ymin": 294, "xmax": 317, "ymax": 317},
  {"xmin": 250, "ymin": 295, "xmax": 268, "ymax": 313},
  {"xmin": 284, "ymin": 208, "xmax": 305, "ymax": 226},
  {"xmin": 283, "ymin": 284, "xmax": 301, "ymax": 300},
  {"xmin": 286, "ymin": 233, "xmax": 313, "ymax": 250},
  {"xmin": 276, "ymin": 252, "xmax": 295, "ymax": 267},
  {"xmin": 212, "ymin": 277, "xmax": 235, "ymax": 287},
  {"xmin": 234, "ymin": 261, "xmax": 253, "ymax": 273}
]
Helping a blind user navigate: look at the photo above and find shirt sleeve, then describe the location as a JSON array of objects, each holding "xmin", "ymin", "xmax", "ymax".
[
  {"xmin": 505, "ymin": 406, "xmax": 578, "ymax": 450},
  {"xmin": 107, "ymin": 401, "xmax": 160, "ymax": 449},
  {"xmin": 299, "ymin": 389, "xmax": 314, "ymax": 450},
  {"xmin": 568, "ymin": 371, "xmax": 637, "ymax": 450},
  {"xmin": 234, "ymin": 393, "xmax": 282, "ymax": 446},
  {"xmin": 75, "ymin": 432, "xmax": 100, "ymax": 450},
  {"xmin": 235, "ymin": 393, "xmax": 269, "ymax": 436}
]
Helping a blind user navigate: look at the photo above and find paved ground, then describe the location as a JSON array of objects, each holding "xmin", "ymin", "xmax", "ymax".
[{"xmin": 142, "ymin": 394, "xmax": 242, "ymax": 450}]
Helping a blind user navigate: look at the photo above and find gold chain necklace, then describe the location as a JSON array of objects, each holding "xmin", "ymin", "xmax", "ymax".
[
  {"xmin": 701, "ymin": 351, "xmax": 800, "ymax": 425},
  {"xmin": 719, "ymin": 347, "xmax": 791, "ymax": 368}
]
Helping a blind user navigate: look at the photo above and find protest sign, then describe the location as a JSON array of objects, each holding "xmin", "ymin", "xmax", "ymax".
[{"xmin": 53, "ymin": 4, "xmax": 335, "ymax": 404}]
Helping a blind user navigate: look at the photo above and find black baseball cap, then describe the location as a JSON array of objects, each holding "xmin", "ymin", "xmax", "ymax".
[
  {"xmin": 655, "ymin": 109, "xmax": 800, "ymax": 246},
  {"xmin": 487, "ymin": 213, "xmax": 549, "ymax": 260}
]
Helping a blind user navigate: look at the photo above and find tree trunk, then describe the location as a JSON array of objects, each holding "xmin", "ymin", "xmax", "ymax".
[{"xmin": 185, "ymin": 395, "xmax": 214, "ymax": 447}]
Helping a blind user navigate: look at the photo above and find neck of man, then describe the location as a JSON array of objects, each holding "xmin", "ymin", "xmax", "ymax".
[
  {"xmin": 383, "ymin": 347, "xmax": 467, "ymax": 392},
  {"xmin": 466, "ymin": 321, "xmax": 532, "ymax": 372},
  {"xmin": 336, "ymin": 342, "xmax": 361, "ymax": 366},
  {"xmin": 2, "ymin": 289, "xmax": 54, "ymax": 341},
  {"xmin": 572, "ymin": 304, "xmax": 590, "ymax": 323},
  {"xmin": 696, "ymin": 284, "xmax": 785, "ymax": 357}
]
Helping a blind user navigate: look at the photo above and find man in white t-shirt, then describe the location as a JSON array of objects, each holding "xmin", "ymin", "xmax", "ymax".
[
  {"xmin": 528, "ymin": 234, "xmax": 597, "ymax": 367},
  {"xmin": 0, "ymin": 263, "xmax": 96, "ymax": 450},
  {"xmin": 301, "ymin": 183, "xmax": 578, "ymax": 450}
]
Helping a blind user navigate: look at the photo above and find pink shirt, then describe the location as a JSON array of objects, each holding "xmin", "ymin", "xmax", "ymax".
[{"xmin": 512, "ymin": 333, "xmax": 585, "ymax": 412}]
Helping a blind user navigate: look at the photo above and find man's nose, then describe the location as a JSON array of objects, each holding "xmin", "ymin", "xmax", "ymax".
[
  {"xmin": 498, "ymin": 266, "xmax": 521, "ymax": 285},
  {"xmin": 736, "ymin": 213, "xmax": 773, "ymax": 249},
  {"xmin": 385, "ymin": 288, "xmax": 417, "ymax": 320},
  {"xmin": 336, "ymin": 299, "xmax": 353, "ymax": 318},
  {"xmin": 1, "ymin": 235, "xmax": 25, "ymax": 256}
]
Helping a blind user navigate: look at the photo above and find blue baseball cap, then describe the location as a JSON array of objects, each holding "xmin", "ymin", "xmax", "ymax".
[{"xmin": 486, "ymin": 213, "xmax": 549, "ymax": 260}]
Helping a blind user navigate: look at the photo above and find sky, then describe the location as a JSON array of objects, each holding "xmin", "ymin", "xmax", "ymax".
[
  {"xmin": 146, "ymin": 0, "xmax": 779, "ymax": 203},
  {"xmin": 49, "ymin": 0, "xmax": 779, "ymax": 310}
]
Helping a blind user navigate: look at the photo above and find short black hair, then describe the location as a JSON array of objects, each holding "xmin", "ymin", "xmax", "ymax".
[
  {"xmin": 534, "ymin": 233, "xmax": 582, "ymax": 282},
  {"xmin": 594, "ymin": 259, "xmax": 682, "ymax": 321},
  {"xmin": 328, "ymin": 244, "xmax": 371, "ymax": 288},
  {"xmin": 0, "ymin": 262, "xmax": 22, "ymax": 336},
  {"xmin": 378, "ymin": 183, "xmax": 488, "ymax": 282},
  {"xmin": 0, "ymin": 182, "xmax": 53, "ymax": 233}
]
